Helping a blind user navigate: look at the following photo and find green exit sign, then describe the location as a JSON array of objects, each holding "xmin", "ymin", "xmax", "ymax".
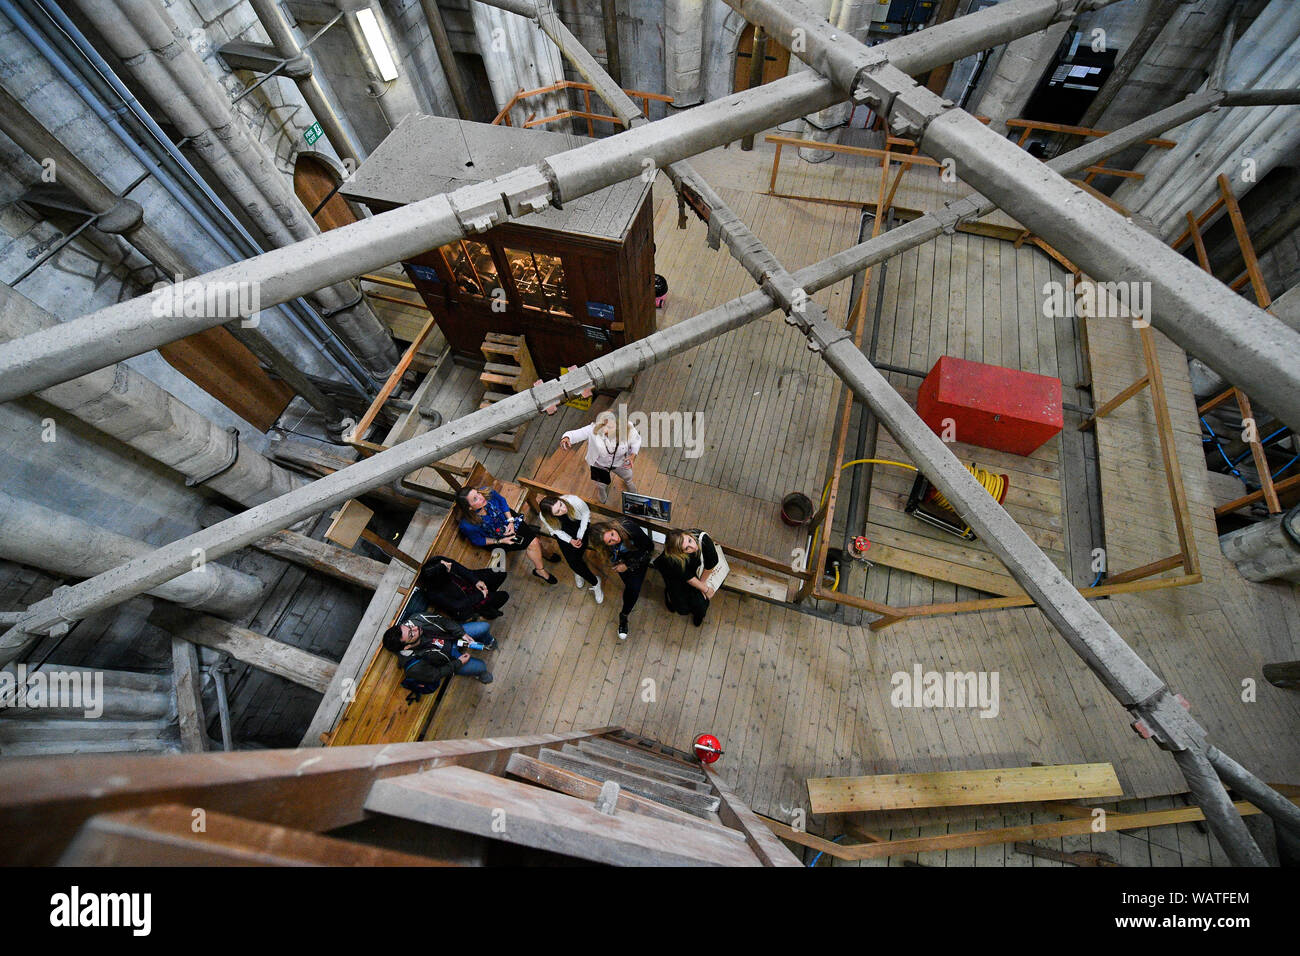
[{"xmin": 304, "ymin": 121, "xmax": 323, "ymax": 146}]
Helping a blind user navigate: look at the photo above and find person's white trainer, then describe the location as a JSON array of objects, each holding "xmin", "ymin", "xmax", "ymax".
[
  {"xmin": 575, "ymin": 574, "xmax": 585, "ymax": 590},
  {"xmin": 592, "ymin": 582, "xmax": 604, "ymax": 605}
]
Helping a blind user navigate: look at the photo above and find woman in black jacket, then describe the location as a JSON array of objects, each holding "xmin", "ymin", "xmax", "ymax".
[
  {"xmin": 590, "ymin": 518, "xmax": 654, "ymax": 642},
  {"xmin": 417, "ymin": 555, "xmax": 509, "ymax": 621},
  {"xmin": 653, "ymin": 529, "xmax": 720, "ymax": 627}
]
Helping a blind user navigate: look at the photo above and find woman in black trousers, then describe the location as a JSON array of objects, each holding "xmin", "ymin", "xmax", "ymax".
[
  {"xmin": 591, "ymin": 518, "xmax": 653, "ymax": 642},
  {"xmin": 418, "ymin": 555, "xmax": 510, "ymax": 621},
  {"xmin": 653, "ymin": 529, "xmax": 720, "ymax": 627}
]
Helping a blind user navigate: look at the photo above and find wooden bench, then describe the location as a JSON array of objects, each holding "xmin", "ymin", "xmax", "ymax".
[{"xmin": 326, "ymin": 461, "xmax": 544, "ymax": 746}]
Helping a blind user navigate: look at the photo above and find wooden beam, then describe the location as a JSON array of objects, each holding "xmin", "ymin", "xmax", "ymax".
[
  {"xmin": 250, "ymin": 530, "xmax": 386, "ymax": 590},
  {"xmin": 1215, "ymin": 473, "xmax": 1300, "ymax": 516},
  {"xmin": 806, "ymin": 764, "xmax": 1122, "ymax": 814},
  {"xmin": 764, "ymin": 796, "xmax": 1300, "ymax": 861},
  {"xmin": 60, "ymin": 804, "xmax": 446, "ymax": 866},
  {"xmin": 1079, "ymin": 373, "xmax": 1148, "ymax": 430},
  {"xmin": 1101, "ymin": 552, "xmax": 1184, "ymax": 587},
  {"xmin": 1217, "ymin": 173, "xmax": 1272, "ymax": 308},
  {"xmin": 170, "ymin": 637, "xmax": 207, "ymax": 753},
  {"xmin": 1138, "ymin": 326, "xmax": 1200, "ymax": 575},
  {"xmin": 1234, "ymin": 388, "xmax": 1282, "ymax": 513},
  {"xmin": 152, "ymin": 607, "xmax": 337, "ymax": 694}
]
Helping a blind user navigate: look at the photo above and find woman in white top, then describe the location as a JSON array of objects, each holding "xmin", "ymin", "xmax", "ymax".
[
  {"xmin": 560, "ymin": 410, "xmax": 641, "ymax": 504},
  {"xmin": 537, "ymin": 494, "xmax": 604, "ymax": 604}
]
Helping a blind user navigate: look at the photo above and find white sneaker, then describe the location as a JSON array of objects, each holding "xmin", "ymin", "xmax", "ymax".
[
  {"xmin": 575, "ymin": 574, "xmax": 585, "ymax": 590},
  {"xmin": 592, "ymin": 583, "xmax": 604, "ymax": 605}
]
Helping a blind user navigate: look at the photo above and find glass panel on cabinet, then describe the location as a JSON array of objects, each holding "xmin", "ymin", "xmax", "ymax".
[
  {"xmin": 443, "ymin": 239, "xmax": 502, "ymax": 301},
  {"xmin": 506, "ymin": 248, "xmax": 570, "ymax": 316}
]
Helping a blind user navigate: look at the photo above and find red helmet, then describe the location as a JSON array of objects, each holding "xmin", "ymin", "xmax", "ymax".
[{"xmin": 693, "ymin": 733, "xmax": 724, "ymax": 764}]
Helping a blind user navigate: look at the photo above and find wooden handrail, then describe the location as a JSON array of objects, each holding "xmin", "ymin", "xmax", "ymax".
[
  {"xmin": 517, "ymin": 476, "xmax": 811, "ymax": 582},
  {"xmin": 1004, "ymin": 118, "xmax": 1176, "ymax": 148}
]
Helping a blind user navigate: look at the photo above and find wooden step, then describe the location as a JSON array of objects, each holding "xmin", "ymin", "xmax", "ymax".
[
  {"xmin": 364, "ymin": 766, "xmax": 758, "ymax": 866},
  {"xmin": 505, "ymin": 753, "xmax": 741, "ymax": 840},
  {"xmin": 723, "ymin": 563, "xmax": 799, "ymax": 602},
  {"xmin": 605, "ymin": 729, "xmax": 701, "ymax": 766},
  {"xmin": 574, "ymin": 740, "xmax": 710, "ymax": 786},
  {"xmin": 479, "ymin": 372, "xmax": 521, "ymax": 390},
  {"xmin": 536, "ymin": 748, "xmax": 721, "ymax": 816},
  {"xmin": 582, "ymin": 736, "xmax": 710, "ymax": 780},
  {"xmin": 561, "ymin": 743, "xmax": 712, "ymax": 791}
]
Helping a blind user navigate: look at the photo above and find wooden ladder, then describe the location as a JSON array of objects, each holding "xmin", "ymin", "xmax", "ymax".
[
  {"xmin": 13, "ymin": 728, "xmax": 800, "ymax": 866},
  {"xmin": 478, "ymin": 332, "xmax": 537, "ymax": 451}
]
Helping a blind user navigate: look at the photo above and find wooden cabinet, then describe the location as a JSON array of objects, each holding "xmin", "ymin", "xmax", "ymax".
[{"xmin": 344, "ymin": 116, "xmax": 656, "ymax": 383}]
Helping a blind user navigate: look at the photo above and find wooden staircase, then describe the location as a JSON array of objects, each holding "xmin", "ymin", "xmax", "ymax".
[
  {"xmin": 1, "ymin": 728, "xmax": 800, "ymax": 866},
  {"xmin": 478, "ymin": 332, "xmax": 537, "ymax": 451}
]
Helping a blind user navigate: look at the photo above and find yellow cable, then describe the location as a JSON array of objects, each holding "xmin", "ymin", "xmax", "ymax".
[{"xmin": 929, "ymin": 465, "xmax": 1006, "ymax": 515}]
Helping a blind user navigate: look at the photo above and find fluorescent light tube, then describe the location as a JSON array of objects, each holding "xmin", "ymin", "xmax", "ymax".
[{"xmin": 356, "ymin": 8, "xmax": 399, "ymax": 82}]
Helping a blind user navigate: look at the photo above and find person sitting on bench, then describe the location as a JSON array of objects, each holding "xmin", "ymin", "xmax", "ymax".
[
  {"xmin": 419, "ymin": 555, "xmax": 509, "ymax": 621},
  {"xmin": 653, "ymin": 529, "xmax": 721, "ymax": 627},
  {"xmin": 382, "ymin": 608, "xmax": 496, "ymax": 686},
  {"xmin": 455, "ymin": 485, "xmax": 559, "ymax": 585}
]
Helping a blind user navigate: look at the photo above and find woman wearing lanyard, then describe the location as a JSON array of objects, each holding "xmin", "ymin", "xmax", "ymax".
[
  {"xmin": 560, "ymin": 410, "xmax": 641, "ymax": 504},
  {"xmin": 537, "ymin": 494, "xmax": 604, "ymax": 605},
  {"xmin": 590, "ymin": 517, "xmax": 653, "ymax": 642},
  {"xmin": 455, "ymin": 486, "xmax": 560, "ymax": 585}
]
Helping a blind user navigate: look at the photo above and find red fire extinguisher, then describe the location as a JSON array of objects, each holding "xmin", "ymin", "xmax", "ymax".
[{"xmin": 693, "ymin": 733, "xmax": 724, "ymax": 764}]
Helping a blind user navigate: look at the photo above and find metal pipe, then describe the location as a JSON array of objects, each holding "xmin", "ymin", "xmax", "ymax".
[
  {"xmin": 0, "ymin": 491, "xmax": 264, "ymax": 618},
  {"xmin": 740, "ymin": 26, "xmax": 768, "ymax": 150},
  {"xmin": 0, "ymin": 283, "xmax": 305, "ymax": 509},
  {"xmin": 211, "ymin": 664, "xmax": 234, "ymax": 752},
  {"xmin": 419, "ymin": 0, "xmax": 474, "ymax": 119},
  {"xmin": 1207, "ymin": 745, "xmax": 1300, "ymax": 837},
  {"xmin": 0, "ymin": 83, "xmax": 349, "ymax": 429},
  {"xmin": 1171, "ymin": 746, "xmax": 1268, "ymax": 867},
  {"xmin": 247, "ymin": 0, "xmax": 361, "ymax": 167},
  {"xmin": 7, "ymin": 0, "xmax": 374, "ymax": 392}
]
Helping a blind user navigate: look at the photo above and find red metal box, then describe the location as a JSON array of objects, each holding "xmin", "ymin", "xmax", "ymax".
[{"xmin": 916, "ymin": 356, "xmax": 1062, "ymax": 456}]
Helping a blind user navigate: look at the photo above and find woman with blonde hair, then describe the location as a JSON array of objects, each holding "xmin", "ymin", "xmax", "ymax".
[
  {"xmin": 653, "ymin": 529, "xmax": 721, "ymax": 627},
  {"xmin": 559, "ymin": 409, "xmax": 640, "ymax": 504}
]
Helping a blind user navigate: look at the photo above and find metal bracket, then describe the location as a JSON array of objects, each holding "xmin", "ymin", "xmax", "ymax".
[
  {"xmin": 316, "ymin": 292, "xmax": 364, "ymax": 317},
  {"xmin": 185, "ymin": 427, "xmax": 240, "ymax": 487}
]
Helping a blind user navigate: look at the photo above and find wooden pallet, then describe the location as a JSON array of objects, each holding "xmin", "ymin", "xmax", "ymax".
[{"xmin": 479, "ymin": 333, "xmax": 537, "ymax": 450}]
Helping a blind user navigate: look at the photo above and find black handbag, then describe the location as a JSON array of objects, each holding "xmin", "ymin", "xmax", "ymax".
[{"xmin": 589, "ymin": 464, "xmax": 613, "ymax": 484}]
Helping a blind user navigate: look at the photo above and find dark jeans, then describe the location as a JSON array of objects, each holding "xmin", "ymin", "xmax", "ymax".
[
  {"xmin": 666, "ymin": 584, "xmax": 709, "ymax": 621},
  {"xmin": 554, "ymin": 538, "xmax": 599, "ymax": 586},
  {"xmin": 617, "ymin": 563, "xmax": 649, "ymax": 618},
  {"xmin": 452, "ymin": 656, "xmax": 488, "ymax": 678}
]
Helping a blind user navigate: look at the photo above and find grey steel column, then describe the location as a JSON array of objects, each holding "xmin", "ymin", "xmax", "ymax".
[{"xmin": 248, "ymin": 0, "xmax": 361, "ymax": 168}]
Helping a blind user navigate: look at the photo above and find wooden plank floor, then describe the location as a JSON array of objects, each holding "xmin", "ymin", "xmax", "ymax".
[{"xmin": 403, "ymin": 142, "xmax": 1298, "ymax": 865}]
